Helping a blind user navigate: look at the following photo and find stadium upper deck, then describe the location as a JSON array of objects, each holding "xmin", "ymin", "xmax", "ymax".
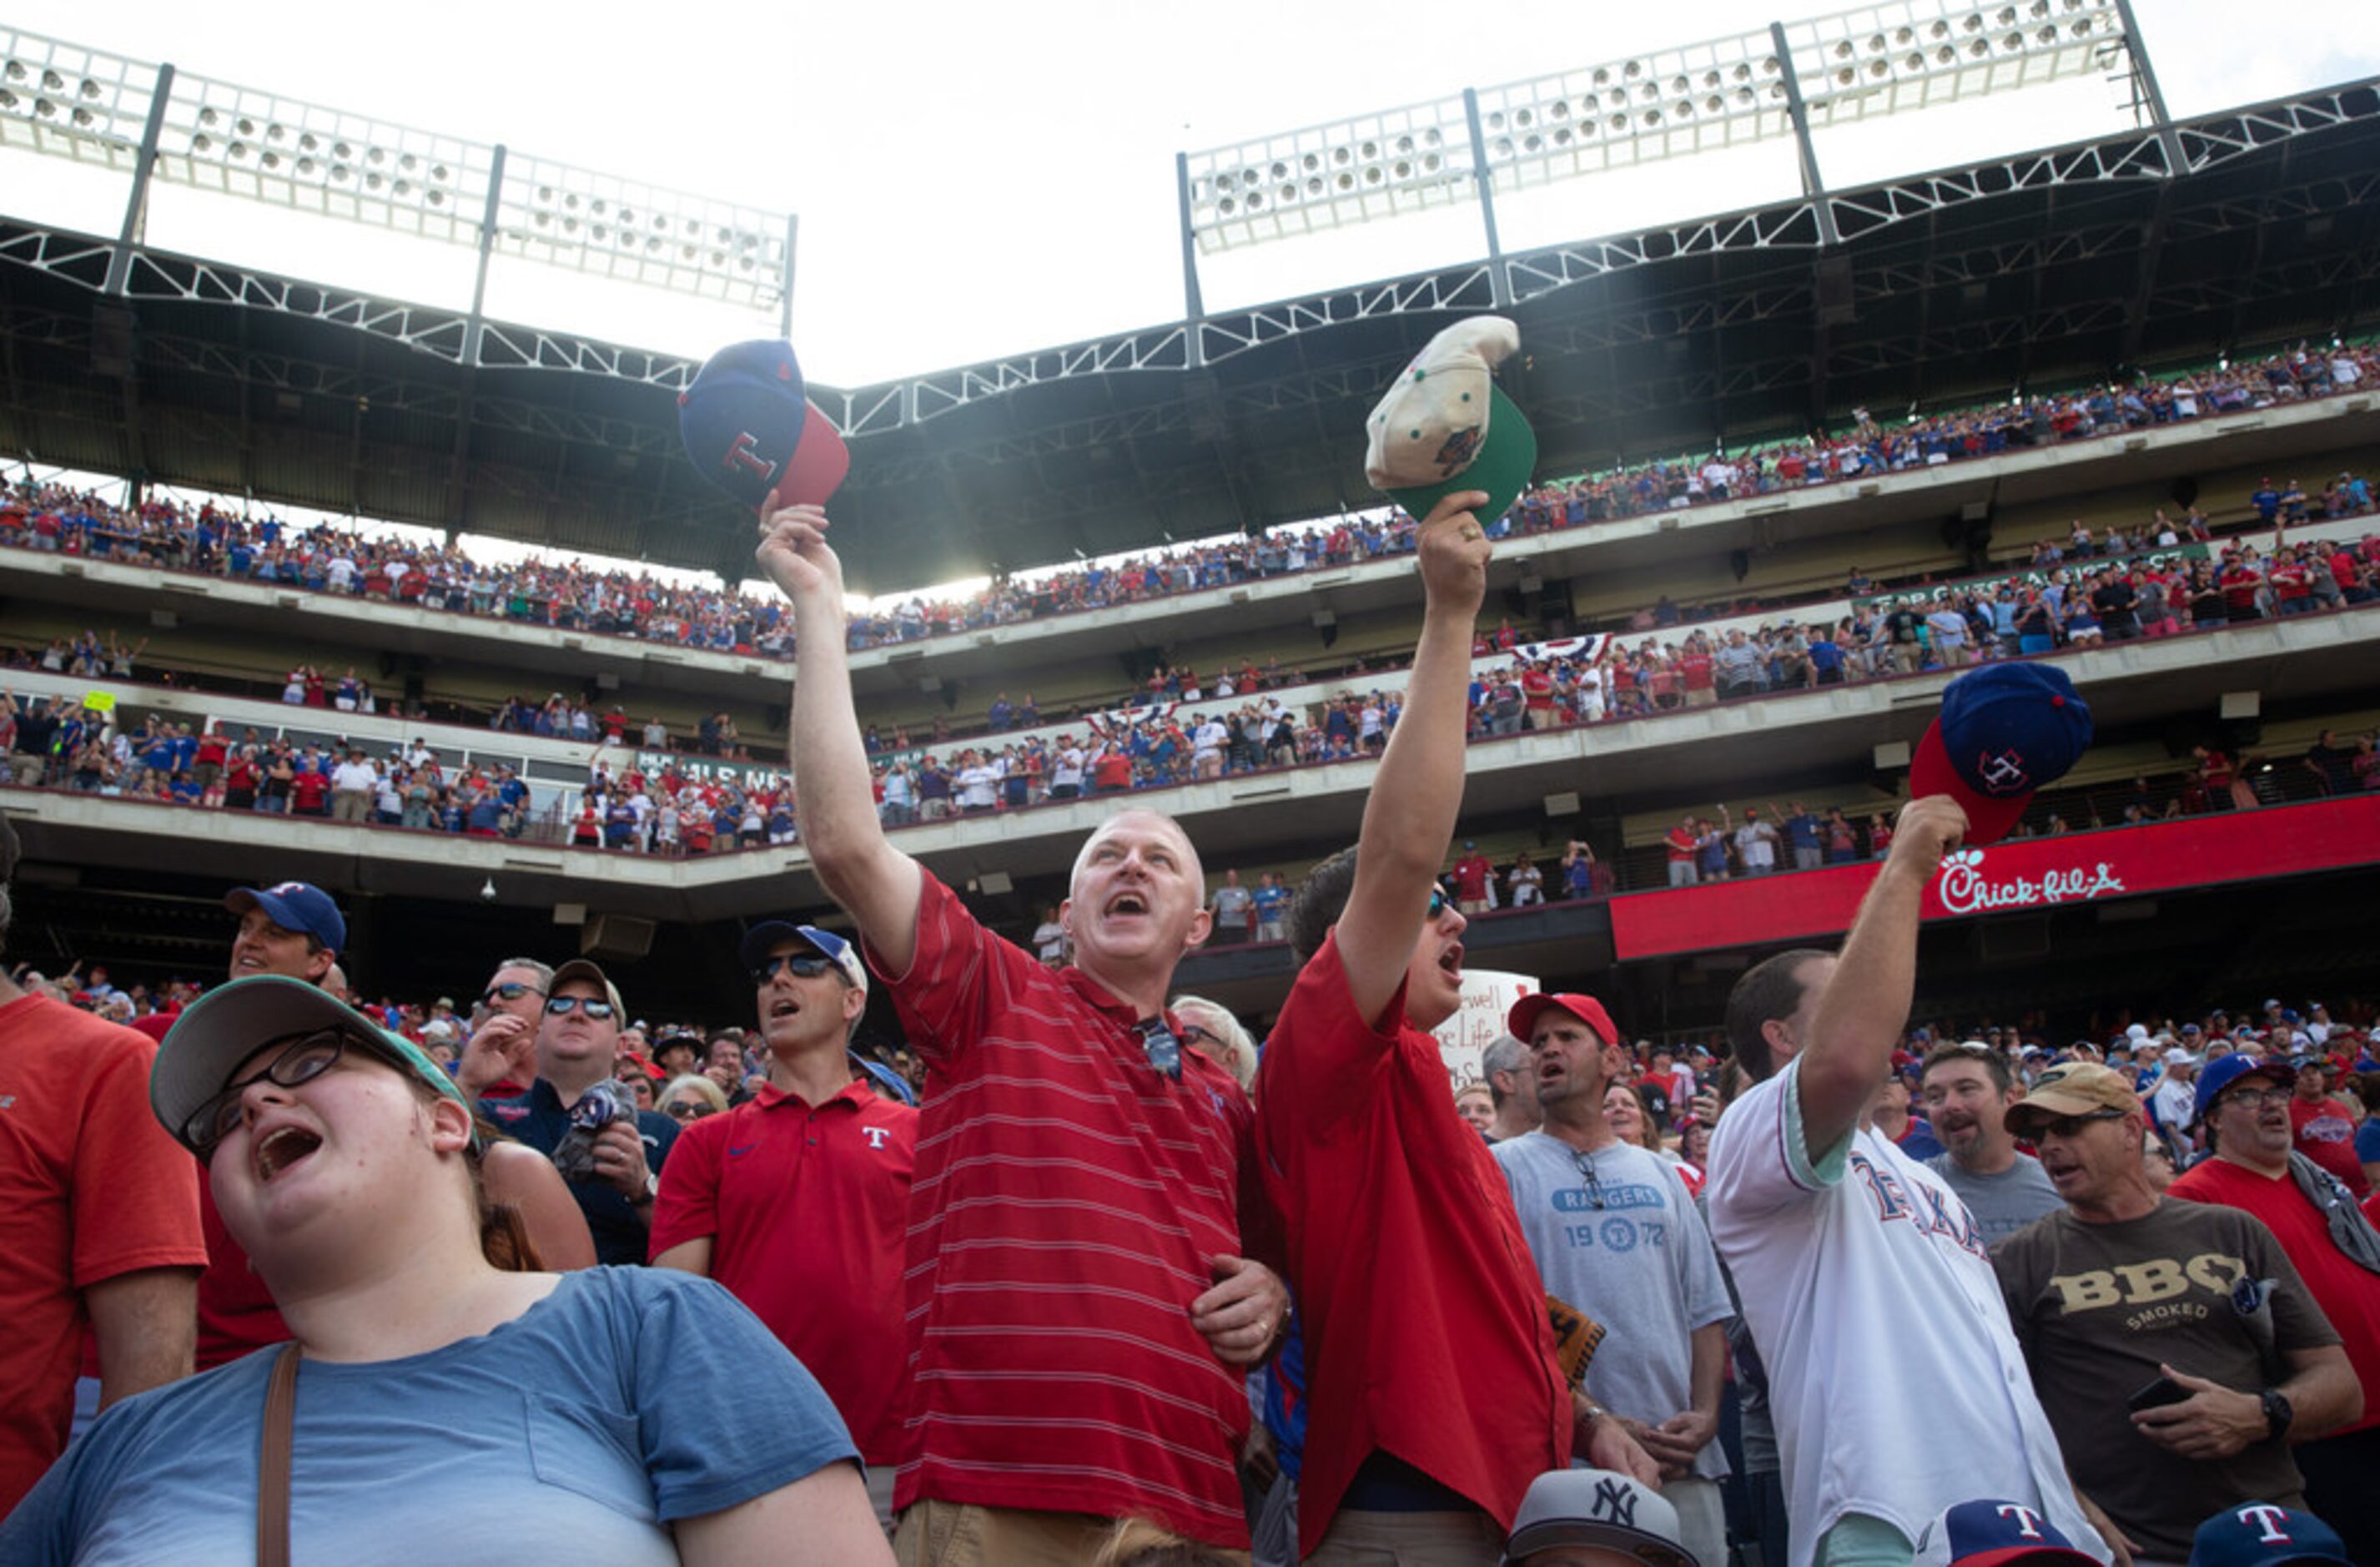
[{"xmin": 3, "ymin": 69, "xmax": 2377, "ymax": 593}]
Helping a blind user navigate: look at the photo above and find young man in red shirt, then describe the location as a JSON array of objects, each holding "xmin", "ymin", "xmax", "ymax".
[
  {"xmin": 1257, "ymin": 491, "xmax": 1653, "ymax": 1564},
  {"xmin": 761, "ymin": 502, "xmax": 1286, "ymax": 1562},
  {"xmin": 652, "ymin": 922, "xmax": 916, "ymax": 1531},
  {"xmin": 1450, "ymin": 842, "xmax": 1495, "ymax": 915},
  {"xmin": 2287, "ymin": 1056, "xmax": 2371, "ymax": 1196},
  {"xmin": 2171, "ymin": 1054, "xmax": 2380, "ymax": 1563}
]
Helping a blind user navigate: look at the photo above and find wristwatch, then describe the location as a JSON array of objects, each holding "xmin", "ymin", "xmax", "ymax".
[{"xmin": 2259, "ymin": 1388, "xmax": 2293, "ymax": 1440}]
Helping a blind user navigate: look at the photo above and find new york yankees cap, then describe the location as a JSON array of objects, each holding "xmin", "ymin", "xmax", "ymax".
[
  {"xmin": 2188, "ymin": 1503, "xmax": 2349, "ymax": 1567},
  {"xmin": 1912, "ymin": 1499, "xmax": 2098, "ymax": 1566},
  {"xmin": 1365, "ymin": 315, "xmax": 1538, "ymax": 528},
  {"xmin": 1908, "ymin": 663, "xmax": 2093, "ymax": 846},
  {"xmin": 678, "ymin": 339, "xmax": 850, "ymax": 513},
  {"xmin": 1503, "ymin": 1468, "xmax": 1695, "ymax": 1565}
]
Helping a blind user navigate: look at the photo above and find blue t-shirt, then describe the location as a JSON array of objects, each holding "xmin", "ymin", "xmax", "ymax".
[
  {"xmin": 0, "ymin": 1267, "xmax": 855, "ymax": 1565},
  {"xmin": 1251, "ymin": 884, "xmax": 1290, "ymax": 925}
]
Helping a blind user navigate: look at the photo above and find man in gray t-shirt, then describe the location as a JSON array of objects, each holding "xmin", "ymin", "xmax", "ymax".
[
  {"xmin": 1493, "ymin": 992, "xmax": 1734, "ymax": 1567},
  {"xmin": 1919, "ymin": 1041, "xmax": 2062, "ymax": 1242}
]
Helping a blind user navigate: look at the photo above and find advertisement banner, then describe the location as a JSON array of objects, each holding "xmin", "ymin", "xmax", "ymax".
[
  {"xmin": 1432, "ymin": 967, "xmax": 1540, "ymax": 1091},
  {"xmin": 1609, "ymin": 795, "xmax": 2380, "ymax": 961}
]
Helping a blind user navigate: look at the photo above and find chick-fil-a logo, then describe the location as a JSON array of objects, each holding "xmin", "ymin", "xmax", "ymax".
[{"xmin": 1935, "ymin": 847, "xmax": 2127, "ymax": 915}]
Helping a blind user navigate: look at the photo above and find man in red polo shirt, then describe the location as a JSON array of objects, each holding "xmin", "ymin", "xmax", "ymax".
[
  {"xmin": 760, "ymin": 501, "xmax": 1287, "ymax": 1563},
  {"xmin": 1257, "ymin": 491, "xmax": 1653, "ymax": 1565},
  {"xmin": 652, "ymin": 921, "xmax": 916, "ymax": 1531}
]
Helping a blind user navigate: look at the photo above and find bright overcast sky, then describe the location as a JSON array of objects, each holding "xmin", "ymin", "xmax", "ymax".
[{"xmin": 5, "ymin": 0, "xmax": 2374, "ymax": 396}]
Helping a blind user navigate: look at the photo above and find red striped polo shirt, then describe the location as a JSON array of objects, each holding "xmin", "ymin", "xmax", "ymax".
[
  {"xmin": 872, "ymin": 870, "xmax": 1265, "ymax": 1547},
  {"xmin": 1256, "ymin": 932, "xmax": 1572, "ymax": 1559},
  {"xmin": 647, "ymin": 1078, "xmax": 916, "ymax": 1463}
]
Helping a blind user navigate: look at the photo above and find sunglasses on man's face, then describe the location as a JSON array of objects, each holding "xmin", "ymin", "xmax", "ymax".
[
  {"xmin": 1426, "ymin": 888, "xmax": 1450, "ymax": 922},
  {"xmin": 544, "ymin": 995, "xmax": 616, "ymax": 1020},
  {"xmin": 752, "ymin": 953, "xmax": 837, "ymax": 986},
  {"xmin": 481, "ymin": 981, "xmax": 546, "ymax": 1005}
]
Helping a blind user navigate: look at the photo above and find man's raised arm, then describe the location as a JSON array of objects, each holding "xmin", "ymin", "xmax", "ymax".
[
  {"xmin": 757, "ymin": 504, "xmax": 923, "ymax": 973},
  {"xmin": 1799, "ymin": 794, "xmax": 1968, "ymax": 1156},
  {"xmin": 1333, "ymin": 491, "xmax": 1492, "ymax": 1025}
]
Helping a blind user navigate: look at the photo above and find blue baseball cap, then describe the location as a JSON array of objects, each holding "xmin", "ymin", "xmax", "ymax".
[
  {"xmin": 2187, "ymin": 1503, "xmax": 2348, "ymax": 1566},
  {"xmin": 1913, "ymin": 1499, "xmax": 2096, "ymax": 1566},
  {"xmin": 737, "ymin": 921, "xmax": 868, "ymax": 995},
  {"xmin": 678, "ymin": 339, "xmax": 849, "ymax": 513},
  {"xmin": 1909, "ymin": 663, "xmax": 2093, "ymax": 844},
  {"xmin": 2191, "ymin": 1052, "xmax": 2293, "ymax": 1129},
  {"xmin": 224, "ymin": 882, "xmax": 346, "ymax": 954}
]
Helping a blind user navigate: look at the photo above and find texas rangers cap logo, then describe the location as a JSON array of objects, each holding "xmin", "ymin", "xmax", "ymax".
[{"xmin": 1974, "ymin": 748, "xmax": 2030, "ymax": 795}]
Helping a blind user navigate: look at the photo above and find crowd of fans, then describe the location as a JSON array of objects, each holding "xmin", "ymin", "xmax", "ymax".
[
  {"xmin": 8, "ymin": 443, "xmax": 2380, "ymax": 1565},
  {"xmin": 6, "ymin": 339, "xmax": 2373, "ymax": 668}
]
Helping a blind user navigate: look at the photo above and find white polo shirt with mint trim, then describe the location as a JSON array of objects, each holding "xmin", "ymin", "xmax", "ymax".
[{"xmin": 1704, "ymin": 1055, "xmax": 2111, "ymax": 1567}]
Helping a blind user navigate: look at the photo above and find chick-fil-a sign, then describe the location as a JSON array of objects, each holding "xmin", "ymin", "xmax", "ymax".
[
  {"xmin": 1934, "ymin": 848, "xmax": 2127, "ymax": 915},
  {"xmin": 1610, "ymin": 794, "xmax": 2380, "ymax": 960}
]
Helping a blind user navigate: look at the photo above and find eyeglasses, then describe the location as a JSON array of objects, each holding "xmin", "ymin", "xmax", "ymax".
[
  {"xmin": 2217, "ymin": 1086, "xmax": 2288, "ymax": 1114},
  {"xmin": 1572, "ymin": 1149, "xmax": 1608, "ymax": 1211},
  {"xmin": 1426, "ymin": 887, "xmax": 1450, "ymax": 922},
  {"xmin": 2030, "ymin": 1109, "xmax": 2128, "ymax": 1140},
  {"xmin": 664, "ymin": 1101, "xmax": 717, "ymax": 1121},
  {"xmin": 481, "ymin": 981, "xmax": 546, "ymax": 1005},
  {"xmin": 752, "ymin": 954, "xmax": 836, "ymax": 985},
  {"xmin": 1137, "ymin": 1018, "xmax": 1183, "ymax": 1081},
  {"xmin": 185, "ymin": 1026, "xmax": 358, "ymax": 1156},
  {"xmin": 544, "ymin": 995, "xmax": 616, "ymax": 1020}
]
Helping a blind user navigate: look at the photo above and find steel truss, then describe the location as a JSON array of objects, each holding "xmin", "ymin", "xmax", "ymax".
[{"xmin": 1, "ymin": 78, "xmax": 2374, "ymax": 459}]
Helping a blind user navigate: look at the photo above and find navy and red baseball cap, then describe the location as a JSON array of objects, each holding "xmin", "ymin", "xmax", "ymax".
[
  {"xmin": 1912, "ymin": 1499, "xmax": 2098, "ymax": 1566},
  {"xmin": 1507, "ymin": 992, "xmax": 1619, "ymax": 1049},
  {"xmin": 678, "ymin": 340, "xmax": 849, "ymax": 513},
  {"xmin": 2187, "ymin": 1504, "xmax": 2350, "ymax": 1566},
  {"xmin": 1909, "ymin": 663, "xmax": 2093, "ymax": 845},
  {"xmin": 224, "ymin": 881, "xmax": 346, "ymax": 955}
]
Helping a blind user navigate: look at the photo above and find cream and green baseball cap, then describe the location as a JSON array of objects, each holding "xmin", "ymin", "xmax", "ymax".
[
  {"xmin": 1364, "ymin": 315, "xmax": 1538, "ymax": 527},
  {"xmin": 152, "ymin": 974, "xmax": 477, "ymax": 1156}
]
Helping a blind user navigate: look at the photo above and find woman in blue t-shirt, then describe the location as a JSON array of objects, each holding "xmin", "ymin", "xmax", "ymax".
[{"xmin": 2, "ymin": 977, "xmax": 887, "ymax": 1567}]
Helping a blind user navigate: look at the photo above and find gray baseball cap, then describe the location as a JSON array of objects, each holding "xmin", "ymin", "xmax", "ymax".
[{"xmin": 1504, "ymin": 1469, "xmax": 1697, "ymax": 1565}]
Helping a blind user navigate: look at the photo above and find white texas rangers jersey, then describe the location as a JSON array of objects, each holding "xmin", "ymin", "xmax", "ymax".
[{"xmin": 1704, "ymin": 1056, "xmax": 2111, "ymax": 1566}]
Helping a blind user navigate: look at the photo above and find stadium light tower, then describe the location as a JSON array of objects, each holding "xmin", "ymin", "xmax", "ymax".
[
  {"xmin": 1176, "ymin": 0, "xmax": 2139, "ymax": 314},
  {"xmin": 0, "ymin": 25, "xmax": 799, "ymax": 336}
]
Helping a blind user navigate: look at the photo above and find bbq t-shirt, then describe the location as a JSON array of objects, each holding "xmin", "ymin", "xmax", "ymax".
[{"xmin": 1993, "ymin": 1201, "xmax": 2332, "ymax": 1560}]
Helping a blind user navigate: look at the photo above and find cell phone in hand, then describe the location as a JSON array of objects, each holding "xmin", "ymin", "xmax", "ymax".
[{"xmin": 2126, "ymin": 1374, "xmax": 2191, "ymax": 1413}]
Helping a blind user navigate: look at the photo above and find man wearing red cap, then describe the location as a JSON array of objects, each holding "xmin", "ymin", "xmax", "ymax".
[
  {"xmin": 1495, "ymin": 990, "xmax": 1734, "ymax": 1567},
  {"xmin": 1257, "ymin": 491, "xmax": 1653, "ymax": 1565}
]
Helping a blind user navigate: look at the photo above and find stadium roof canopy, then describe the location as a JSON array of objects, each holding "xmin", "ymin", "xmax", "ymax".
[{"xmin": 2, "ymin": 78, "xmax": 2376, "ymax": 595}]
